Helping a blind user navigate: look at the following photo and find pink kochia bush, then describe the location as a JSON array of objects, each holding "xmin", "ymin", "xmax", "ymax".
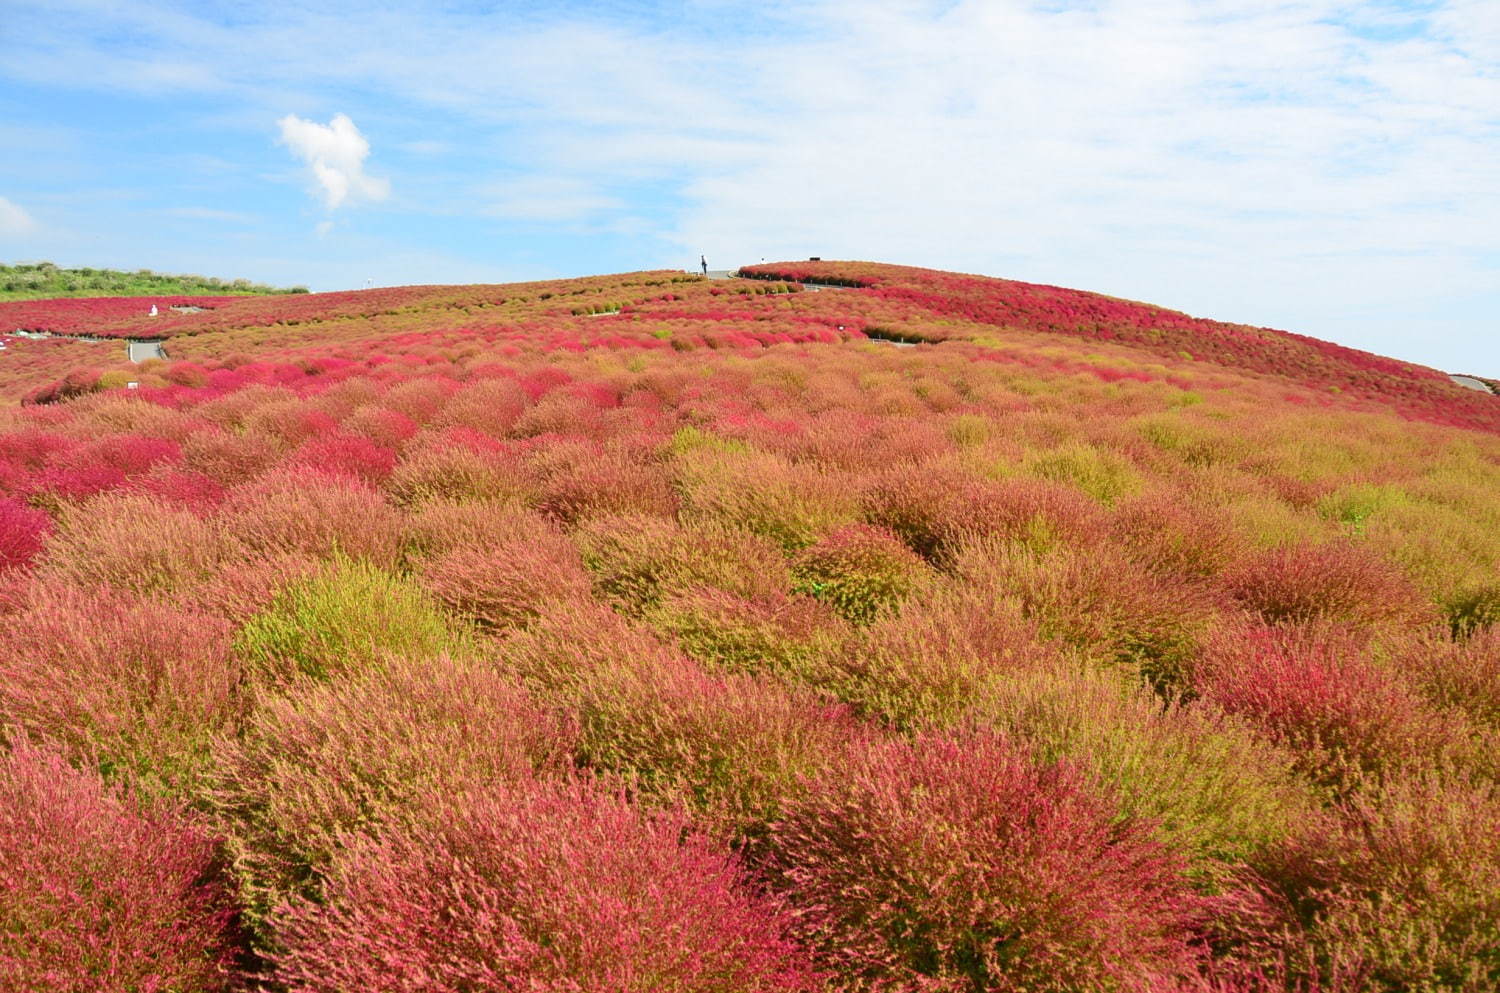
[
  {"xmin": 0, "ymin": 584, "xmax": 240, "ymax": 792},
  {"xmin": 0, "ymin": 496, "xmax": 50, "ymax": 570},
  {"xmin": 0, "ymin": 743, "xmax": 241, "ymax": 992},
  {"xmin": 766, "ymin": 731, "xmax": 1206, "ymax": 992},
  {"xmin": 1195, "ymin": 624, "xmax": 1473, "ymax": 788},
  {"xmin": 269, "ymin": 778, "xmax": 825, "ymax": 993}
]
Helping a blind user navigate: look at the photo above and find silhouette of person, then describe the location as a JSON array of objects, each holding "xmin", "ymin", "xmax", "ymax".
[{"xmin": 701, "ymin": 255, "xmax": 708, "ymax": 276}]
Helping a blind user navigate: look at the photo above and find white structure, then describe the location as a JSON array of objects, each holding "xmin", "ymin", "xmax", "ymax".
[{"xmin": 149, "ymin": 304, "xmax": 158, "ymax": 317}]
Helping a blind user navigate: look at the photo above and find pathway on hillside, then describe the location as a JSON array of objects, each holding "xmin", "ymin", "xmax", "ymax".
[{"xmin": 701, "ymin": 268, "xmax": 856, "ymax": 292}]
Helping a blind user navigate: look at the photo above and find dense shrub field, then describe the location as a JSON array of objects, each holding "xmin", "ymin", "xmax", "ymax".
[{"xmin": 0, "ymin": 261, "xmax": 1496, "ymax": 991}]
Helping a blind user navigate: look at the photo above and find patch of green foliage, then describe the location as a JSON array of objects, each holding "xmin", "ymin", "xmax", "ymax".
[{"xmin": 0, "ymin": 261, "xmax": 307, "ymax": 299}]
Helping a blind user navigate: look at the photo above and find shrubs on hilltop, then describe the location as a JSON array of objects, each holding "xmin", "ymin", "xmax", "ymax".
[{"xmin": 0, "ymin": 264, "xmax": 1495, "ymax": 991}]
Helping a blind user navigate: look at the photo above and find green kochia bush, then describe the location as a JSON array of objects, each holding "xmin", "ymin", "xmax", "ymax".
[
  {"xmin": 235, "ymin": 557, "xmax": 468, "ymax": 683},
  {"xmin": 791, "ymin": 522, "xmax": 934, "ymax": 625},
  {"xmin": 504, "ymin": 604, "xmax": 864, "ymax": 843}
]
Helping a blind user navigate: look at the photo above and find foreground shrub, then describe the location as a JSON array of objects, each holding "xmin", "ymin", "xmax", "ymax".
[
  {"xmin": 1407, "ymin": 626, "xmax": 1500, "ymax": 731},
  {"xmin": 223, "ymin": 467, "xmax": 404, "ymax": 567},
  {"xmin": 647, "ymin": 587, "xmax": 846, "ymax": 684},
  {"xmin": 1195, "ymin": 624, "xmax": 1477, "ymax": 790},
  {"xmin": 506, "ymin": 604, "xmax": 862, "ymax": 841},
  {"xmin": 0, "ymin": 586, "xmax": 240, "ymax": 794},
  {"xmin": 0, "ymin": 744, "xmax": 240, "ymax": 992},
  {"xmin": 827, "ymin": 589, "xmax": 1058, "ymax": 730},
  {"xmin": 211, "ymin": 654, "xmax": 574, "ymax": 928},
  {"xmin": 967, "ymin": 662, "xmax": 1313, "ymax": 888},
  {"xmin": 235, "ymin": 558, "xmax": 467, "ymax": 684},
  {"xmin": 269, "ymin": 778, "xmax": 825, "ymax": 993},
  {"xmin": 953, "ymin": 537, "xmax": 1217, "ymax": 691},
  {"xmin": 286, "ymin": 431, "xmax": 397, "ymax": 485},
  {"xmin": 862, "ymin": 463, "xmax": 1103, "ymax": 561},
  {"xmin": 385, "ymin": 434, "xmax": 535, "ymax": 507},
  {"xmin": 37, "ymin": 490, "xmax": 223, "ymax": 595},
  {"xmin": 531, "ymin": 440, "xmax": 679, "ymax": 523},
  {"xmin": 766, "ymin": 731, "xmax": 1206, "ymax": 992},
  {"xmin": 1241, "ymin": 774, "xmax": 1500, "ymax": 992},
  {"xmin": 676, "ymin": 445, "xmax": 858, "ymax": 550},
  {"xmin": 791, "ymin": 522, "xmax": 934, "ymax": 624}
]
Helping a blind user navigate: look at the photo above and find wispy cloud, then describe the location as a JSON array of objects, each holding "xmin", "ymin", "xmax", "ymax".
[
  {"xmin": 0, "ymin": 196, "xmax": 36, "ymax": 237},
  {"xmin": 2, "ymin": 0, "xmax": 1496, "ymax": 367},
  {"xmin": 480, "ymin": 176, "xmax": 620, "ymax": 222},
  {"xmin": 277, "ymin": 113, "xmax": 389, "ymax": 210}
]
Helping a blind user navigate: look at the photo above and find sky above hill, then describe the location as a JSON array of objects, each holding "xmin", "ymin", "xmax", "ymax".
[{"xmin": 1, "ymin": 0, "xmax": 1496, "ymax": 373}]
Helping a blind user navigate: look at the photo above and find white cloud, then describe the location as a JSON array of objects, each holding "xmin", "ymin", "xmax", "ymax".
[
  {"xmin": 5, "ymin": 0, "xmax": 1498, "ymax": 368},
  {"xmin": 277, "ymin": 113, "xmax": 389, "ymax": 210},
  {"xmin": 0, "ymin": 196, "xmax": 36, "ymax": 236}
]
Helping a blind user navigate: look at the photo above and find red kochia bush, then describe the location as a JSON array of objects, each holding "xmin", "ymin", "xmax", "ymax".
[
  {"xmin": 0, "ymin": 496, "xmax": 50, "ymax": 570},
  {"xmin": 286, "ymin": 432, "xmax": 397, "ymax": 485},
  {"xmin": 1195, "ymin": 624, "xmax": 1470, "ymax": 787},
  {"xmin": 767, "ymin": 732, "xmax": 1205, "ymax": 993},
  {"xmin": 270, "ymin": 778, "xmax": 824, "ymax": 993},
  {"xmin": 0, "ymin": 744, "xmax": 240, "ymax": 992},
  {"xmin": 1221, "ymin": 540, "xmax": 1433, "ymax": 628}
]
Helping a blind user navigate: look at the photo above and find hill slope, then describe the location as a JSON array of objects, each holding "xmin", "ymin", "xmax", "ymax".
[
  {"xmin": 0, "ymin": 261, "xmax": 306, "ymax": 300},
  {"xmin": 0, "ymin": 262, "xmax": 1497, "ymax": 992}
]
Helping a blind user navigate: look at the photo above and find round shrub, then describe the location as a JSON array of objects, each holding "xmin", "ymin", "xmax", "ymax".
[
  {"xmin": 417, "ymin": 521, "xmax": 593, "ymax": 632},
  {"xmin": 791, "ymin": 522, "xmax": 934, "ymax": 624},
  {"xmin": 223, "ymin": 466, "xmax": 404, "ymax": 567},
  {"xmin": 36, "ymin": 490, "xmax": 224, "ymax": 595},
  {"xmin": 0, "ymin": 496, "xmax": 50, "ymax": 570},
  {"xmin": 385, "ymin": 435, "xmax": 533, "ymax": 507},
  {"xmin": 766, "ymin": 731, "xmax": 1206, "ymax": 992},
  {"xmin": 573, "ymin": 514, "xmax": 791, "ymax": 614},
  {"xmin": 1195, "ymin": 623, "xmax": 1476, "ymax": 790},
  {"xmin": 0, "ymin": 744, "xmax": 241, "ymax": 992},
  {"xmin": 505, "ymin": 603, "xmax": 863, "ymax": 841},
  {"xmin": 235, "ymin": 558, "xmax": 468, "ymax": 684},
  {"xmin": 286, "ymin": 431, "xmax": 397, "ymax": 485},
  {"xmin": 269, "ymin": 778, "xmax": 825, "ymax": 993},
  {"xmin": 1242, "ymin": 774, "xmax": 1500, "ymax": 993},
  {"xmin": 1222, "ymin": 540, "xmax": 1434, "ymax": 629},
  {"xmin": 211, "ymin": 654, "xmax": 574, "ymax": 927},
  {"xmin": 647, "ymin": 587, "xmax": 846, "ymax": 683},
  {"xmin": 0, "ymin": 585, "xmax": 240, "ymax": 794},
  {"xmin": 830, "ymin": 588, "xmax": 1058, "ymax": 730},
  {"xmin": 952, "ymin": 536, "xmax": 1217, "ymax": 692}
]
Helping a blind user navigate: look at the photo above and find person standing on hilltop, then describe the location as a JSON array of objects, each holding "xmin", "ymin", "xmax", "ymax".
[{"xmin": 701, "ymin": 255, "xmax": 708, "ymax": 276}]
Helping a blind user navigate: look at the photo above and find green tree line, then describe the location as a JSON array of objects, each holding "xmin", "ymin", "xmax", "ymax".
[{"xmin": 0, "ymin": 262, "xmax": 308, "ymax": 300}]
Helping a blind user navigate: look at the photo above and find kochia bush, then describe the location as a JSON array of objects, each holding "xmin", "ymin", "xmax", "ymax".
[
  {"xmin": 269, "ymin": 778, "xmax": 825, "ymax": 993},
  {"xmin": 791, "ymin": 522, "xmax": 934, "ymax": 624},
  {"xmin": 766, "ymin": 731, "xmax": 1206, "ymax": 992},
  {"xmin": 0, "ymin": 744, "xmax": 241, "ymax": 992},
  {"xmin": 211, "ymin": 654, "xmax": 574, "ymax": 929}
]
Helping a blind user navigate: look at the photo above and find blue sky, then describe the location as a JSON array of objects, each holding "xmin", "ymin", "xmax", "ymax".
[{"xmin": 1, "ymin": 0, "xmax": 1496, "ymax": 373}]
